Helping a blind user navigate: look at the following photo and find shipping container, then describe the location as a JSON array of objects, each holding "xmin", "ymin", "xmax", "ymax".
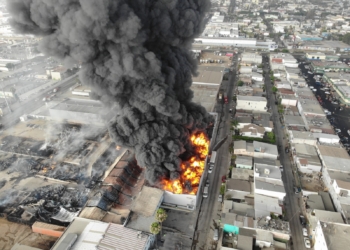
[{"xmin": 32, "ymin": 221, "xmax": 66, "ymax": 238}]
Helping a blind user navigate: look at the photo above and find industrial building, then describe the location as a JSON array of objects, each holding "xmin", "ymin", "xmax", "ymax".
[
  {"xmin": 192, "ymin": 65, "xmax": 225, "ymax": 112},
  {"xmin": 194, "ymin": 37, "xmax": 277, "ymax": 50}
]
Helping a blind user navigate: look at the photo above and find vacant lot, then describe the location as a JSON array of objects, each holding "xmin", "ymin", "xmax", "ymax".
[{"xmin": 0, "ymin": 217, "xmax": 56, "ymax": 250}]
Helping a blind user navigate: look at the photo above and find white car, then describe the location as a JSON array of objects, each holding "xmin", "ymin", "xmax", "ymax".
[
  {"xmin": 335, "ymin": 129, "xmax": 341, "ymax": 133},
  {"xmin": 218, "ymin": 194, "xmax": 223, "ymax": 202},
  {"xmin": 304, "ymin": 237, "xmax": 311, "ymax": 248},
  {"xmin": 302, "ymin": 228, "xmax": 308, "ymax": 237},
  {"xmin": 208, "ymin": 166, "xmax": 213, "ymax": 174}
]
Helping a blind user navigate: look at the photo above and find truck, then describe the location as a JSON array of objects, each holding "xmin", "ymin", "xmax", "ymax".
[{"xmin": 209, "ymin": 151, "xmax": 217, "ymax": 167}]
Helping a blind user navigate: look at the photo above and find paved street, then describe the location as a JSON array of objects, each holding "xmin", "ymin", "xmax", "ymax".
[
  {"xmin": 193, "ymin": 54, "xmax": 238, "ymax": 250},
  {"xmin": 0, "ymin": 74, "xmax": 78, "ymax": 128},
  {"xmin": 263, "ymin": 54, "xmax": 309, "ymax": 250}
]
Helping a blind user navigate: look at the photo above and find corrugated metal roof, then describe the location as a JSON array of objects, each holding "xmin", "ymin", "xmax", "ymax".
[
  {"xmin": 51, "ymin": 207, "xmax": 79, "ymax": 223},
  {"xmin": 97, "ymin": 223, "xmax": 149, "ymax": 250}
]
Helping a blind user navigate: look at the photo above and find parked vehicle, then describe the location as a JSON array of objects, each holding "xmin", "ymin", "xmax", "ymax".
[
  {"xmin": 302, "ymin": 228, "xmax": 308, "ymax": 237},
  {"xmin": 300, "ymin": 215, "xmax": 306, "ymax": 225},
  {"xmin": 218, "ymin": 194, "xmax": 223, "ymax": 203},
  {"xmin": 213, "ymin": 229, "xmax": 219, "ymax": 241},
  {"xmin": 304, "ymin": 237, "xmax": 311, "ymax": 249},
  {"xmin": 203, "ymin": 186, "xmax": 208, "ymax": 198}
]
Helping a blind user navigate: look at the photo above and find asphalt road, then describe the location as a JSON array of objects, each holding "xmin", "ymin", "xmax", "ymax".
[
  {"xmin": 298, "ymin": 61, "xmax": 350, "ymax": 150},
  {"xmin": 263, "ymin": 54, "xmax": 309, "ymax": 250},
  {"xmin": 0, "ymin": 75, "xmax": 77, "ymax": 128},
  {"xmin": 193, "ymin": 54, "xmax": 238, "ymax": 250}
]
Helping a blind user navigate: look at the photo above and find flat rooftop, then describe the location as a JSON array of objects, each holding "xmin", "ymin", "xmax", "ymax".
[
  {"xmin": 50, "ymin": 99, "xmax": 103, "ymax": 114},
  {"xmin": 191, "ymin": 84, "xmax": 220, "ymax": 112},
  {"xmin": 322, "ymin": 222, "xmax": 350, "ymax": 250},
  {"xmin": 192, "ymin": 65, "xmax": 224, "ymax": 85}
]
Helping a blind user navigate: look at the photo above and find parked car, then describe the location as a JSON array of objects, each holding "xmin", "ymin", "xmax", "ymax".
[
  {"xmin": 213, "ymin": 229, "xmax": 219, "ymax": 241},
  {"xmin": 302, "ymin": 228, "xmax": 308, "ymax": 237},
  {"xmin": 285, "ymin": 147, "xmax": 289, "ymax": 153},
  {"xmin": 300, "ymin": 215, "xmax": 306, "ymax": 225},
  {"xmin": 335, "ymin": 129, "xmax": 341, "ymax": 133},
  {"xmin": 208, "ymin": 166, "xmax": 213, "ymax": 174},
  {"xmin": 304, "ymin": 237, "xmax": 311, "ymax": 249},
  {"xmin": 294, "ymin": 187, "xmax": 300, "ymax": 194},
  {"xmin": 218, "ymin": 194, "xmax": 223, "ymax": 203},
  {"xmin": 205, "ymin": 179, "xmax": 209, "ymax": 187}
]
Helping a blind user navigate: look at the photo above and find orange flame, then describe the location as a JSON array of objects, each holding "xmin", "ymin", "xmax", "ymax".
[{"xmin": 162, "ymin": 132, "xmax": 209, "ymax": 195}]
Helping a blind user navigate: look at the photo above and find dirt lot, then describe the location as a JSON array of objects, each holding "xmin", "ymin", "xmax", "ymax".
[
  {"xmin": 0, "ymin": 217, "xmax": 56, "ymax": 250},
  {"xmin": 299, "ymin": 172, "xmax": 325, "ymax": 192}
]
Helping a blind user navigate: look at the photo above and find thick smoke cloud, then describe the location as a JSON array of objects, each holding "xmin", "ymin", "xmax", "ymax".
[{"xmin": 7, "ymin": 0, "xmax": 212, "ymax": 185}]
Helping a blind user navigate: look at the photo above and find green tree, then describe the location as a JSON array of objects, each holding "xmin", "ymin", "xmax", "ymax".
[
  {"xmin": 342, "ymin": 33, "xmax": 350, "ymax": 45},
  {"xmin": 282, "ymin": 49, "xmax": 289, "ymax": 53},
  {"xmin": 238, "ymin": 80, "xmax": 244, "ymax": 86},
  {"xmin": 266, "ymin": 132, "xmax": 275, "ymax": 143},
  {"xmin": 156, "ymin": 208, "xmax": 167, "ymax": 238},
  {"xmin": 220, "ymin": 184, "xmax": 226, "ymax": 195},
  {"xmin": 272, "ymin": 86, "xmax": 278, "ymax": 93},
  {"xmin": 150, "ymin": 222, "xmax": 161, "ymax": 235},
  {"xmin": 6, "ymin": 63, "xmax": 15, "ymax": 70},
  {"xmin": 231, "ymin": 120, "xmax": 240, "ymax": 129},
  {"xmin": 150, "ymin": 221, "xmax": 161, "ymax": 248}
]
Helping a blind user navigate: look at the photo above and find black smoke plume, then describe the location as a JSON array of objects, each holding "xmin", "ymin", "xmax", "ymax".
[{"xmin": 7, "ymin": 0, "xmax": 212, "ymax": 185}]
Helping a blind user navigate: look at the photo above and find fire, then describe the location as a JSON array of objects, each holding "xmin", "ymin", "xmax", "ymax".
[{"xmin": 162, "ymin": 132, "xmax": 209, "ymax": 195}]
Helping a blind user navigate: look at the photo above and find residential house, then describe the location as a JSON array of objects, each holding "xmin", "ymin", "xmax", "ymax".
[
  {"xmin": 306, "ymin": 52, "xmax": 326, "ymax": 60},
  {"xmin": 240, "ymin": 124, "xmax": 265, "ymax": 138},
  {"xmin": 236, "ymin": 155, "xmax": 253, "ymax": 169},
  {"xmin": 312, "ymin": 220, "xmax": 350, "ymax": 250},
  {"xmin": 253, "ymin": 141, "xmax": 278, "ymax": 160},
  {"xmin": 293, "ymin": 143, "xmax": 322, "ymax": 173},
  {"xmin": 236, "ymin": 96, "xmax": 267, "ymax": 112},
  {"xmin": 288, "ymin": 131, "xmax": 317, "ymax": 145},
  {"xmin": 255, "ymin": 179, "xmax": 286, "ymax": 201},
  {"xmin": 241, "ymin": 52, "xmax": 262, "ymax": 64},
  {"xmin": 252, "ymin": 112, "xmax": 273, "ymax": 132}
]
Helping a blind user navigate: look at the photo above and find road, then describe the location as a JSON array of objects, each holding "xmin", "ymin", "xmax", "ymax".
[
  {"xmin": 298, "ymin": 61, "xmax": 350, "ymax": 147},
  {"xmin": 263, "ymin": 54, "xmax": 308, "ymax": 250},
  {"xmin": 193, "ymin": 53, "xmax": 238, "ymax": 250},
  {"xmin": 0, "ymin": 74, "xmax": 78, "ymax": 128}
]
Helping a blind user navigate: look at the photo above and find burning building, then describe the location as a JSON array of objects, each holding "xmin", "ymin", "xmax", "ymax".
[
  {"xmin": 7, "ymin": 0, "xmax": 213, "ymax": 189},
  {"xmin": 160, "ymin": 112, "xmax": 218, "ymax": 210}
]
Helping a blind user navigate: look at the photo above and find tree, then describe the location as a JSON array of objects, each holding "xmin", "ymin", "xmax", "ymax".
[
  {"xmin": 220, "ymin": 184, "xmax": 226, "ymax": 195},
  {"xmin": 150, "ymin": 221, "xmax": 161, "ymax": 248},
  {"xmin": 272, "ymin": 86, "xmax": 278, "ymax": 94},
  {"xmin": 342, "ymin": 33, "xmax": 350, "ymax": 45},
  {"xmin": 237, "ymin": 80, "xmax": 244, "ymax": 86},
  {"xmin": 266, "ymin": 132, "xmax": 275, "ymax": 143},
  {"xmin": 6, "ymin": 63, "xmax": 15, "ymax": 70},
  {"xmin": 156, "ymin": 208, "xmax": 167, "ymax": 238},
  {"xmin": 282, "ymin": 49, "xmax": 289, "ymax": 53},
  {"xmin": 150, "ymin": 222, "xmax": 161, "ymax": 234},
  {"xmin": 231, "ymin": 120, "xmax": 240, "ymax": 129}
]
